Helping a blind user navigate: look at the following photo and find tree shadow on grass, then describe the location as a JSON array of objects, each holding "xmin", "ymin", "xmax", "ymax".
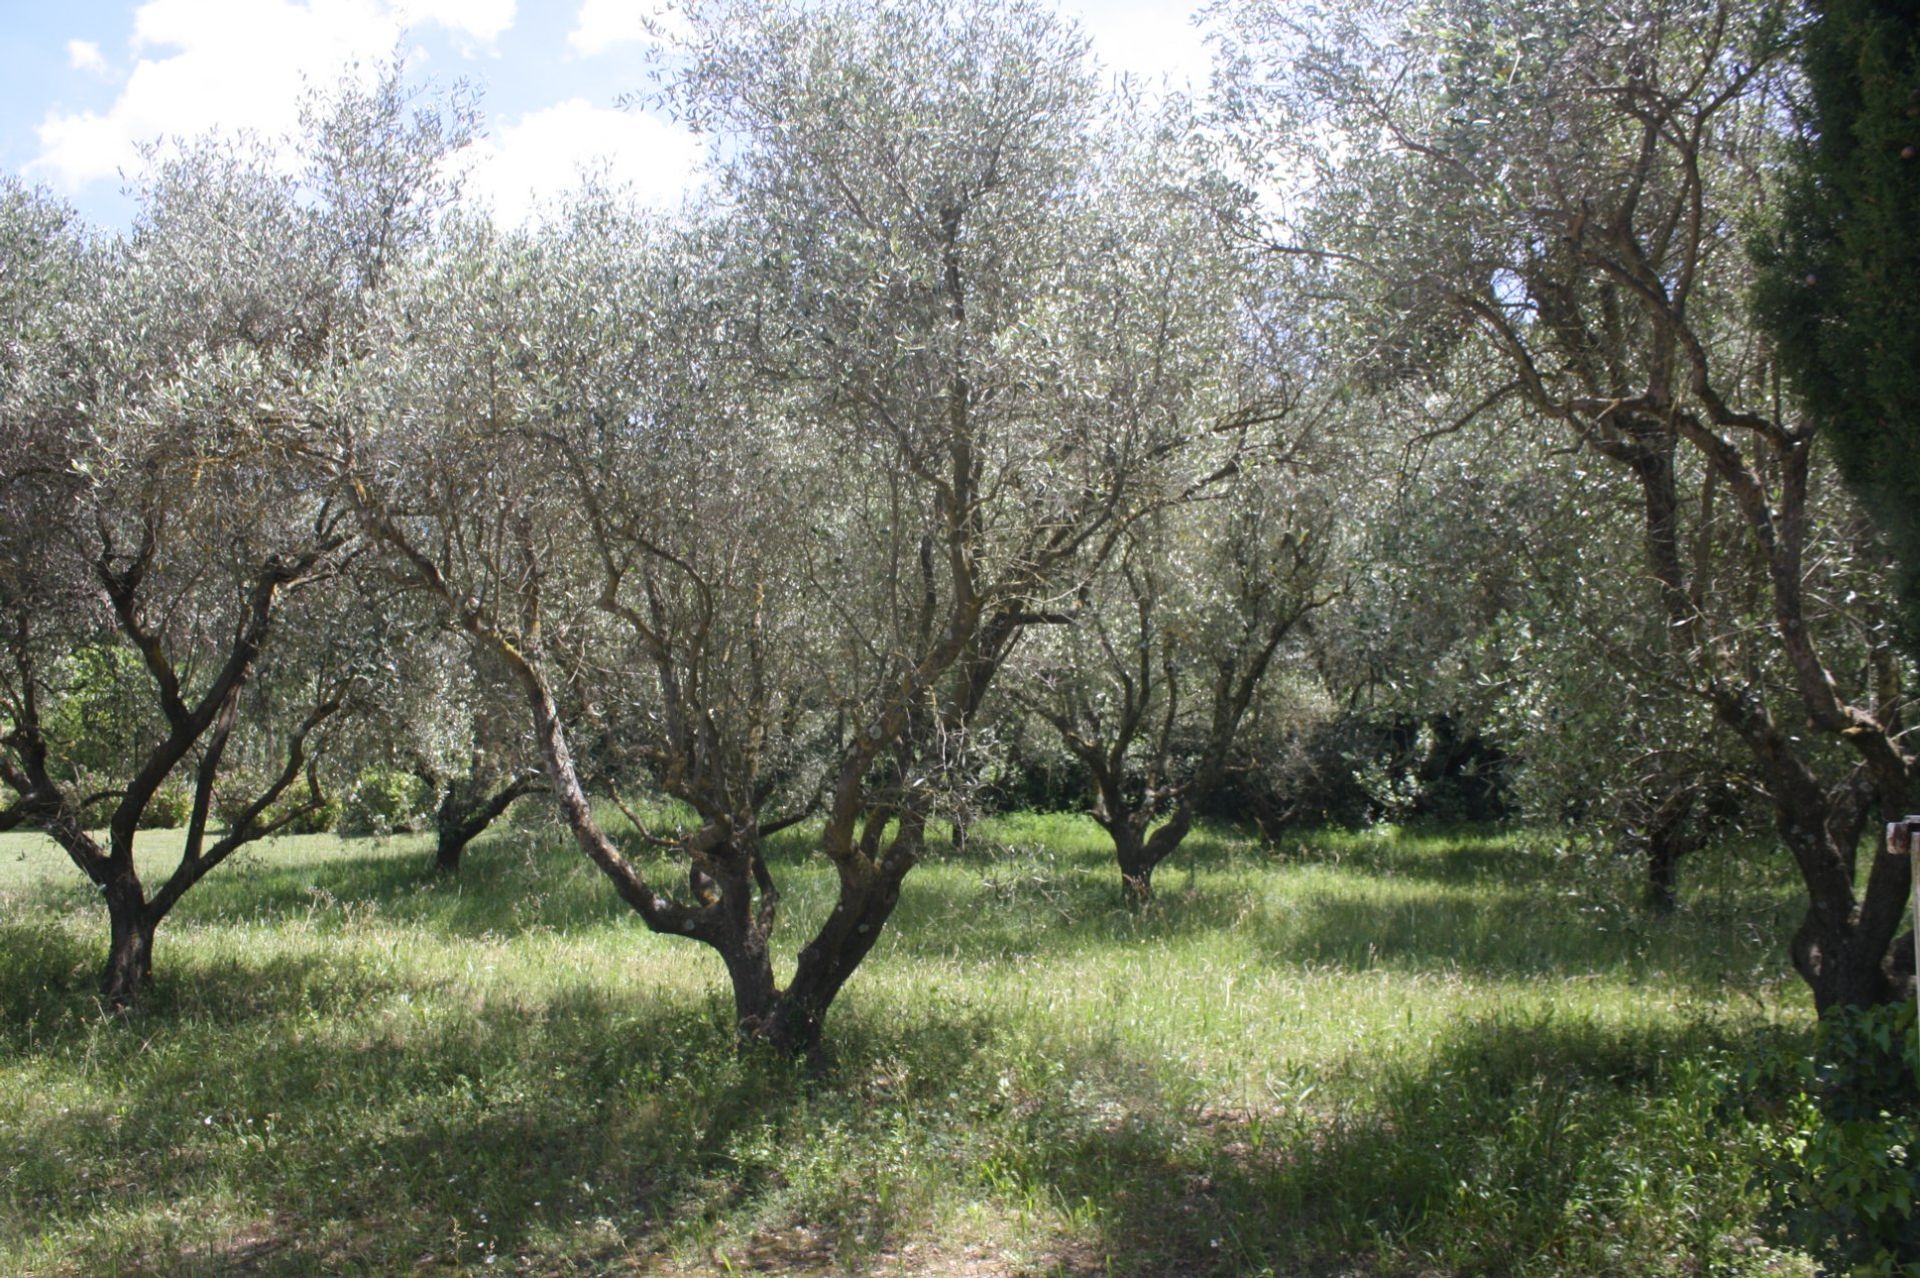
[
  {"xmin": 0, "ymin": 915, "xmax": 431, "ymax": 1060},
  {"xmin": 4, "ymin": 831, "xmax": 642, "ymax": 948},
  {"xmin": 1263, "ymin": 823, "xmax": 1545, "ymax": 887},
  {"xmin": 0, "ymin": 917, "xmax": 100, "ymax": 1041},
  {"xmin": 1, "ymin": 971, "xmax": 1017, "ymax": 1276},
  {"xmin": 13, "ymin": 823, "xmax": 1267, "ymax": 974},
  {"xmin": 876, "ymin": 819, "xmax": 1790, "ymax": 992},
  {"xmin": 2, "ymin": 919, "xmax": 1789, "ymax": 1278},
  {"xmin": 886, "ymin": 862, "xmax": 1787, "ymax": 998},
  {"xmin": 6, "ymin": 832, "xmax": 1789, "ymax": 1074},
  {"xmin": 977, "ymin": 1011, "xmax": 1790, "ymax": 1277},
  {"xmin": 1233, "ymin": 1012, "xmax": 1793, "ymax": 1276},
  {"xmin": 1239, "ymin": 882, "xmax": 1797, "ymax": 991},
  {"xmin": 197, "ymin": 833, "xmax": 642, "ymax": 933}
]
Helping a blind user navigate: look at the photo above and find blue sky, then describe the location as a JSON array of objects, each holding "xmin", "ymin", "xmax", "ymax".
[{"xmin": 0, "ymin": 0, "xmax": 1216, "ymax": 231}]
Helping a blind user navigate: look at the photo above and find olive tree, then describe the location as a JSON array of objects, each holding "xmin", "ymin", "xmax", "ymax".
[
  {"xmin": 341, "ymin": 0, "xmax": 1273, "ymax": 1057},
  {"xmin": 669, "ymin": 0, "xmax": 1278, "ymax": 1046},
  {"xmin": 1301, "ymin": 379, "xmax": 1764, "ymax": 903},
  {"xmin": 344, "ymin": 187, "xmax": 852, "ymax": 1022},
  {"xmin": 0, "ymin": 71, "xmax": 469, "ymax": 1007},
  {"xmin": 319, "ymin": 590, "xmax": 545, "ymax": 868},
  {"xmin": 1017, "ymin": 464, "xmax": 1338, "ymax": 904},
  {"xmin": 0, "ymin": 159, "xmax": 349, "ymax": 1006},
  {"xmin": 1445, "ymin": 413, "xmax": 1768, "ymax": 908},
  {"xmin": 1218, "ymin": 0, "xmax": 1915, "ymax": 1011}
]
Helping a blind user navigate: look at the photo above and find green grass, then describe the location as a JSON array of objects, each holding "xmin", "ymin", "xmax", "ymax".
[{"xmin": 0, "ymin": 816, "xmax": 1822, "ymax": 1275}]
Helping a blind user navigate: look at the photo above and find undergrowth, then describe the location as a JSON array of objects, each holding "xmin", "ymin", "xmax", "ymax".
[{"xmin": 0, "ymin": 816, "xmax": 1874, "ymax": 1276}]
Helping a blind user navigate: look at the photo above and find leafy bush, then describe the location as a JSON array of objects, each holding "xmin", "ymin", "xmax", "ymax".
[
  {"xmin": 277, "ymin": 792, "xmax": 342, "ymax": 835},
  {"xmin": 1739, "ymin": 1003, "xmax": 1920, "ymax": 1276},
  {"xmin": 43, "ymin": 644, "xmax": 156, "ymax": 783},
  {"xmin": 205, "ymin": 774, "xmax": 342, "ymax": 836},
  {"xmin": 339, "ymin": 767, "xmax": 433, "ymax": 837},
  {"xmin": 124, "ymin": 779, "xmax": 336, "ymax": 834},
  {"xmin": 135, "ymin": 784, "xmax": 193, "ymax": 830}
]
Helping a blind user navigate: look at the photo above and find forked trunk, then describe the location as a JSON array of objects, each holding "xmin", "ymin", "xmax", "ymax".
[
  {"xmin": 430, "ymin": 777, "xmax": 541, "ymax": 875},
  {"xmin": 1107, "ymin": 807, "xmax": 1195, "ymax": 909},
  {"xmin": 699, "ymin": 853, "xmax": 781, "ymax": 1044},
  {"xmin": 1638, "ymin": 790, "xmax": 1708, "ymax": 914},
  {"xmin": 1794, "ymin": 909, "xmax": 1904, "ymax": 1016},
  {"xmin": 1645, "ymin": 842, "xmax": 1681, "ymax": 914},
  {"xmin": 712, "ymin": 863, "xmax": 912, "ymax": 1062},
  {"xmin": 755, "ymin": 869, "xmax": 909, "ymax": 1061},
  {"xmin": 722, "ymin": 941, "xmax": 780, "ymax": 1040},
  {"xmin": 1775, "ymin": 799, "xmax": 1912, "ymax": 1016}
]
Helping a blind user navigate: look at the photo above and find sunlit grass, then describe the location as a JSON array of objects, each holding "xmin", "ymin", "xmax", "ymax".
[{"xmin": 0, "ymin": 816, "xmax": 1817, "ymax": 1276}]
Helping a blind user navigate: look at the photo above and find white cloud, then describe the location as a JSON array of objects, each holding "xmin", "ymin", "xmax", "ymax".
[
  {"xmin": 1069, "ymin": 0, "xmax": 1212, "ymax": 94},
  {"xmin": 567, "ymin": 0, "xmax": 685, "ymax": 57},
  {"xmin": 67, "ymin": 40, "xmax": 109, "ymax": 75},
  {"xmin": 463, "ymin": 97, "xmax": 702, "ymax": 224},
  {"xmin": 398, "ymin": 0, "xmax": 515, "ymax": 43},
  {"xmin": 28, "ymin": 0, "xmax": 512, "ymax": 196}
]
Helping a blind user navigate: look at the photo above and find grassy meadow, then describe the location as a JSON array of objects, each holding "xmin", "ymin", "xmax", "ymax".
[{"xmin": 0, "ymin": 815, "xmax": 1825, "ymax": 1276}]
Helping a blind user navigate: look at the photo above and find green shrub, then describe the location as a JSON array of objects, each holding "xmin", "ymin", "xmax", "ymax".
[
  {"xmin": 277, "ymin": 792, "xmax": 342, "ymax": 835},
  {"xmin": 339, "ymin": 767, "xmax": 433, "ymax": 837},
  {"xmin": 199, "ymin": 775, "xmax": 339, "ymax": 837},
  {"xmin": 135, "ymin": 783, "xmax": 194, "ymax": 830},
  {"xmin": 1740, "ymin": 1002, "xmax": 1920, "ymax": 1276},
  {"xmin": 44, "ymin": 644, "xmax": 156, "ymax": 783},
  {"xmin": 125, "ymin": 779, "xmax": 335, "ymax": 834}
]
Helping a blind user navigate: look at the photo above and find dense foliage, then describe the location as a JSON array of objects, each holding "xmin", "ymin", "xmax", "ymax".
[{"xmin": 1757, "ymin": 0, "xmax": 1920, "ymax": 653}]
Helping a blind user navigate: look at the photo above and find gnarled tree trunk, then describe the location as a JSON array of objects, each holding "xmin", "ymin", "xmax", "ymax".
[
  {"xmin": 431, "ymin": 775, "xmax": 543, "ymax": 874},
  {"xmin": 1102, "ymin": 801, "xmax": 1198, "ymax": 908},
  {"xmin": 762, "ymin": 863, "xmax": 911, "ymax": 1058},
  {"xmin": 101, "ymin": 874, "xmax": 157, "ymax": 1009}
]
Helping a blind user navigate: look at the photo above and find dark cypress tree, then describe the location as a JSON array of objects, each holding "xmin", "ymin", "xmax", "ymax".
[{"xmin": 1757, "ymin": 0, "xmax": 1920, "ymax": 647}]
